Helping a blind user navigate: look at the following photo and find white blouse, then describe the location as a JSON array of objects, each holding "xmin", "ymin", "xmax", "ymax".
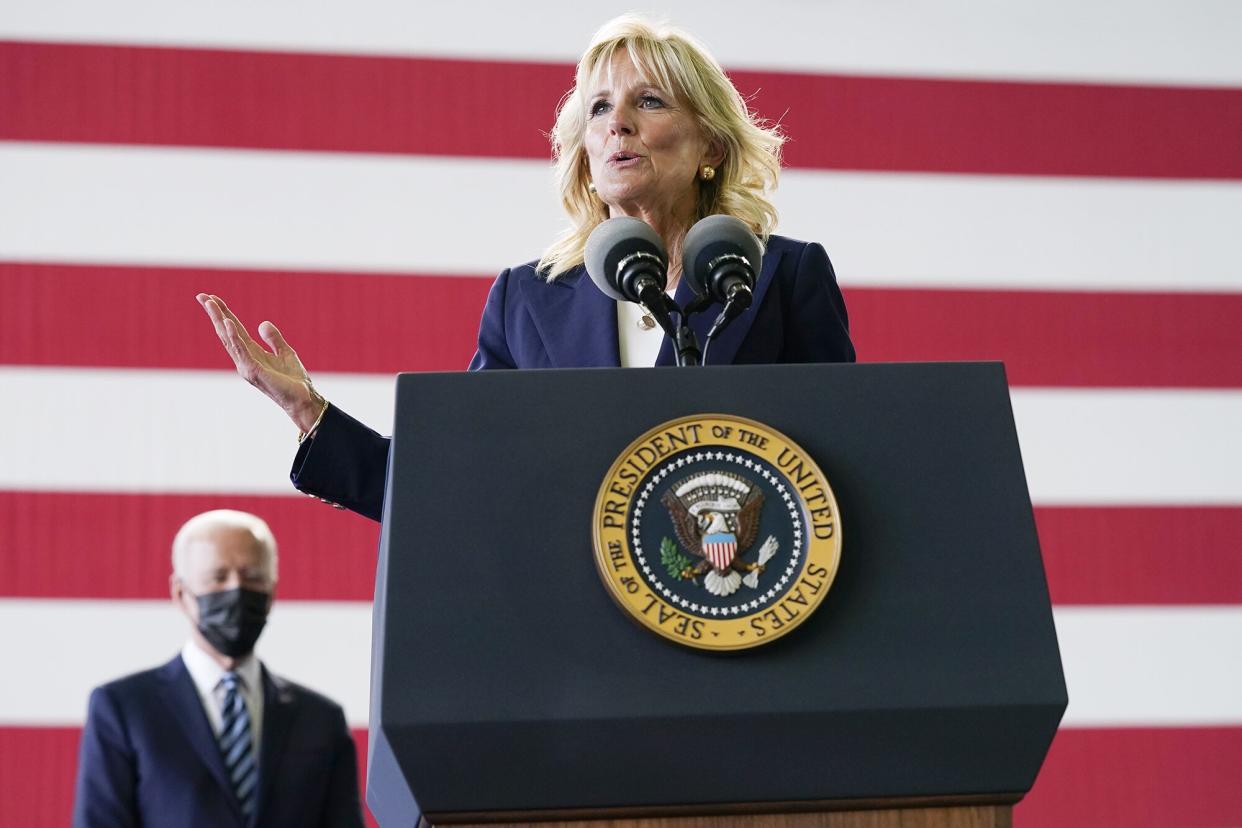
[{"xmin": 616, "ymin": 290, "xmax": 675, "ymax": 367}]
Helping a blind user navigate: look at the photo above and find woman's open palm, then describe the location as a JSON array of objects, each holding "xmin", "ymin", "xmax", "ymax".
[{"xmin": 196, "ymin": 293, "xmax": 322, "ymax": 432}]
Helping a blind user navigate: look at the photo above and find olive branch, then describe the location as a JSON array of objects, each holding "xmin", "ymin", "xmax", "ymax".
[{"xmin": 660, "ymin": 537, "xmax": 693, "ymax": 580}]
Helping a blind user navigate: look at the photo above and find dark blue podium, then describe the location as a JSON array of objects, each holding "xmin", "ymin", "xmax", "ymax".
[{"xmin": 364, "ymin": 363, "xmax": 1066, "ymax": 827}]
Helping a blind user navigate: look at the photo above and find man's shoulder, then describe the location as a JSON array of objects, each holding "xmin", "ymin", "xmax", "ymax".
[
  {"xmin": 93, "ymin": 656, "xmax": 182, "ymax": 698},
  {"xmin": 265, "ymin": 670, "xmax": 347, "ymax": 717},
  {"xmin": 85, "ymin": 658, "xmax": 184, "ymax": 727}
]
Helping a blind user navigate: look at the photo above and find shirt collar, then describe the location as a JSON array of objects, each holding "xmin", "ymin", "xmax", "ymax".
[{"xmin": 181, "ymin": 639, "xmax": 262, "ymax": 695}]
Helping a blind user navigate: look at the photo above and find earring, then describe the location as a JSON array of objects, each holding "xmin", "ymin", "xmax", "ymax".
[
  {"xmin": 699, "ymin": 164, "xmax": 716, "ymax": 181},
  {"xmin": 587, "ymin": 181, "xmax": 597, "ymax": 194}
]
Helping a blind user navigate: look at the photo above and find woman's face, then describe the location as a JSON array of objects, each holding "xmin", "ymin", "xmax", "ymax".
[{"xmin": 583, "ymin": 51, "xmax": 713, "ymax": 223}]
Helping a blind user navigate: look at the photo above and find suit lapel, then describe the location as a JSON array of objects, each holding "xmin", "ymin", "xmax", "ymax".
[
  {"xmin": 656, "ymin": 245, "xmax": 784, "ymax": 366},
  {"xmin": 157, "ymin": 656, "xmax": 243, "ymax": 822},
  {"xmin": 256, "ymin": 666, "xmax": 299, "ymax": 823},
  {"xmin": 519, "ymin": 267, "xmax": 620, "ymax": 368}
]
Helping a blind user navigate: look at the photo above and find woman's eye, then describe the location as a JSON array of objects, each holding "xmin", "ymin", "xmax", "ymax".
[
  {"xmin": 639, "ymin": 94, "xmax": 664, "ymax": 108},
  {"xmin": 589, "ymin": 99, "xmax": 611, "ymax": 117}
]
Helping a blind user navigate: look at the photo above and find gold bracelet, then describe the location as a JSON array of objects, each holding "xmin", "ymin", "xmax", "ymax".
[{"xmin": 297, "ymin": 389, "xmax": 329, "ymax": 444}]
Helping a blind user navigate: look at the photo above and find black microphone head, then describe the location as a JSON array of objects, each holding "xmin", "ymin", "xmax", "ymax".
[
  {"xmin": 585, "ymin": 217, "xmax": 667, "ymax": 302},
  {"xmin": 682, "ymin": 214, "xmax": 763, "ymax": 301}
]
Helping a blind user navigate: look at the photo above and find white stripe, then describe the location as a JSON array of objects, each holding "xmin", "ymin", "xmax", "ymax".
[
  {"xmin": 2, "ymin": 599, "xmax": 1238, "ymax": 727},
  {"xmin": 0, "ymin": 367, "xmax": 396, "ymax": 495},
  {"xmin": 779, "ymin": 171, "xmax": 1242, "ymax": 293},
  {"xmin": 0, "ymin": 144, "xmax": 560, "ymax": 279},
  {"xmin": 1010, "ymin": 388, "xmax": 1242, "ymax": 505},
  {"xmin": 0, "ymin": 599, "xmax": 373, "ymax": 727},
  {"xmin": 1057, "ymin": 606, "xmax": 1242, "ymax": 726},
  {"xmin": 3, "ymin": 368, "xmax": 1241, "ymax": 503},
  {"xmin": 3, "ymin": 0, "xmax": 1241, "ymax": 86},
  {"xmin": 3, "ymin": 143, "xmax": 1241, "ymax": 293}
]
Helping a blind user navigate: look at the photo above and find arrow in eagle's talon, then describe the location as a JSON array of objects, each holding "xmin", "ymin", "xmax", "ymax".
[{"xmin": 757, "ymin": 536, "xmax": 779, "ymax": 566}]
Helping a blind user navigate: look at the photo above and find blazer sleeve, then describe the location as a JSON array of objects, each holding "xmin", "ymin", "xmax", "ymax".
[
  {"xmin": 73, "ymin": 686, "xmax": 138, "ymax": 828},
  {"xmin": 290, "ymin": 405, "xmax": 390, "ymax": 522},
  {"xmin": 783, "ymin": 241, "xmax": 856, "ymax": 363},
  {"xmin": 290, "ymin": 267, "xmax": 518, "ymax": 522}
]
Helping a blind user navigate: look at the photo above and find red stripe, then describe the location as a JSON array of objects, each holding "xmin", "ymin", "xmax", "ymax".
[
  {"xmin": 1014, "ymin": 726, "xmax": 1242, "ymax": 827},
  {"xmin": 0, "ymin": 261, "xmax": 490, "ymax": 375},
  {"xmin": 4, "ymin": 492, "xmax": 1240, "ymax": 605},
  {"xmin": 0, "ymin": 726, "xmax": 377, "ymax": 827},
  {"xmin": 844, "ymin": 286, "xmax": 1242, "ymax": 389},
  {"xmin": 3, "ymin": 724, "xmax": 1239, "ymax": 827},
  {"xmin": 3, "ymin": 41, "xmax": 1241, "ymax": 178},
  {"xmin": 5, "ymin": 261, "xmax": 1242, "ymax": 388},
  {"xmin": 0, "ymin": 41, "xmax": 566, "ymax": 161},
  {"xmin": 0, "ymin": 491, "xmax": 379, "ymax": 601},
  {"xmin": 1036, "ymin": 506, "xmax": 1242, "ymax": 605}
]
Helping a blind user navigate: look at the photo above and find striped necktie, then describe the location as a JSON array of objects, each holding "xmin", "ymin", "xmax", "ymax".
[{"xmin": 218, "ymin": 672, "xmax": 258, "ymax": 822}]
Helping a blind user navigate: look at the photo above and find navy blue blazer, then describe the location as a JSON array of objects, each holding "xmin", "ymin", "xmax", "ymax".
[
  {"xmin": 72, "ymin": 656, "xmax": 364, "ymax": 828},
  {"xmin": 291, "ymin": 234, "xmax": 854, "ymax": 520}
]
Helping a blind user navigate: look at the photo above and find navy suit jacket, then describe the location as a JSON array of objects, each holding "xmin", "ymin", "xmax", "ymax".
[
  {"xmin": 291, "ymin": 234, "xmax": 854, "ymax": 520},
  {"xmin": 72, "ymin": 656, "xmax": 364, "ymax": 828}
]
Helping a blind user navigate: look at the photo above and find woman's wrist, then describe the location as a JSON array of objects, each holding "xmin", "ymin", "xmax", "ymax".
[{"xmin": 293, "ymin": 385, "xmax": 329, "ymax": 440}]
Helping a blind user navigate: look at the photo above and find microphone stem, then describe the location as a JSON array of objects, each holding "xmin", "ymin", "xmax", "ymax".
[
  {"xmin": 702, "ymin": 291, "xmax": 751, "ymax": 364},
  {"xmin": 673, "ymin": 320, "xmax": 701, "ymax": 367},
  {"xmin": 636, "ymin": 280, "xmax": 701, "ymax": 367},
  {"xmin": 635, "ymin": 282, "xmax": 678, "ymax": 339}
]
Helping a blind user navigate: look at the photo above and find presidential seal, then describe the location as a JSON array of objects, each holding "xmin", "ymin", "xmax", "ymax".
[{"xmin": 592, "ymin": 414, "xmax": 842, "ymax": 651}]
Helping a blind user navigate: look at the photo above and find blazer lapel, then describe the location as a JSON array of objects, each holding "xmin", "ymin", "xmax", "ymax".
[
  {"xmin": 656, "ymin": 245, "xmax": 784, "ymax": 366},
  {"xmin": 519, "ymin": 267, "xmax": 620, "ymax": 368},
  {"xmin": 255, "ymin": 666, "xmax": 299, "ymax": 823},
  {"xmin": 157, "ymin": 656, "xmax": 243, "ymax": 822}
]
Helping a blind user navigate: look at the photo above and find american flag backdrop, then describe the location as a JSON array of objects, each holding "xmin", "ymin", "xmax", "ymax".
[{"xmin": 2, "ymin": 2, "xmax": 1241, "ymax": 825}]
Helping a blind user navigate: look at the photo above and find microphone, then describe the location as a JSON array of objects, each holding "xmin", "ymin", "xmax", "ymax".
[
  {"xmin": 682, "ymin": 216, "xmax": 762, "ymax": 362},
  {"xmin": 585, "ymin": 216, "xmax": 701, "ymax": 366},
  {"xmin": 682, "ymin": 214, "xmax": 762, "ymax": 310},
  {"xmin": 585, "ymin": 217, "xmax": 672, "ymax": 319}
]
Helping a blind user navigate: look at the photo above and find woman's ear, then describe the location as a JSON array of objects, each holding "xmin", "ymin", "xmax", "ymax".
[{"xmin": 704, "ymin": 136, "xmax": 726, "ymax": 169}]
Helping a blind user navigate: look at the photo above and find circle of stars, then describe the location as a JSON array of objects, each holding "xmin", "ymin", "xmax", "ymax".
[{"xmin": 630, "ymin": 449, "xmax": 806, "ymax": 618}]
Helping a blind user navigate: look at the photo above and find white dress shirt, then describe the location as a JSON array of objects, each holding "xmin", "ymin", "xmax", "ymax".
[{"xmin": 181, "ymin": 640, "xmax": 264, "ymax": 758}]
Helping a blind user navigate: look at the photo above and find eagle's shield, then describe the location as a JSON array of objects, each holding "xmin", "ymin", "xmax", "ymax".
[{"xmin": 702, "ymin": 532, "xmax": 738, "ymax": 570}]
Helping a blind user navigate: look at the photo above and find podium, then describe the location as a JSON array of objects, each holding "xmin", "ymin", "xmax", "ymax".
[{"xmin": 365, "ymin": 363, "xmax": 1067, "ymax": 826}]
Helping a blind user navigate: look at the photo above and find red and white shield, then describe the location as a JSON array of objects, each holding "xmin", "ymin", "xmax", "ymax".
[{"xmin": 702, "ymin": 532, "xmax": 738, "ymax": 570}]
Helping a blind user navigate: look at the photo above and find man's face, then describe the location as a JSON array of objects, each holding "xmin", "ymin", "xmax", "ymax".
[{"xmin": 172, "ymin": 525, "xmax": 274, "ymax": 626}]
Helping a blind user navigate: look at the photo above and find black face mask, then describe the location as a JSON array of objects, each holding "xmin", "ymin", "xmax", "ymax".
[{"xmin": 192, "ymin": 587, "xmax": 270, "ymax": 658}]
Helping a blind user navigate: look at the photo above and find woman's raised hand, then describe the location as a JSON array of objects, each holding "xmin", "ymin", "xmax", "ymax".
[{"xmin": 196, "ymin": 294, "xmax": 325, "ymax": 433}]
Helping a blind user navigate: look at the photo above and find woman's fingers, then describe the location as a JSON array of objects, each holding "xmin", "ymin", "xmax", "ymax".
[
  {"xmin": 196, "ymin": 292, "xmax": 316, "ymax": 425},
  {"xmin": 198, "ymin": 294, "xmax": 231, "ymax": 342},
  {"xmin": 221, "ymin": 317, "xmax": 263, "ymax": 380},
  {"xmin": 207, "ymin": 295, "xmax": 258, "ymax": 347},
  {"xmin": 200, "ymin": 295, "xmax": 270, "ymax": 368},
  {"xmin": 258, "ymin": 320, "xmax": 297, "ymax": 361}
]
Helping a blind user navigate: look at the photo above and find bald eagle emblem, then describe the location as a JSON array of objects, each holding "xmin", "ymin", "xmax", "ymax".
[{"xmin": 661, "ymin": 471, "xmax": 779, "ymax": 597}]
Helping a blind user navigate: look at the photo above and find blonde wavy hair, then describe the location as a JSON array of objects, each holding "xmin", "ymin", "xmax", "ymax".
[{"xmin": 538, "ymin": 15, "xmax": 784, "ymax": 280}]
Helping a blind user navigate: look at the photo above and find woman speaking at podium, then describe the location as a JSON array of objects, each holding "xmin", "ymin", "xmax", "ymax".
[{"xmin": 197, "ymin": 15, "xmax": 855, "ymax": 521}]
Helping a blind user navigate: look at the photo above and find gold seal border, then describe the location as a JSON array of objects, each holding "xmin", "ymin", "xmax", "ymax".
[{"xmin": 592, "ymin": 413, "xmax": 842, "ymax": 652}]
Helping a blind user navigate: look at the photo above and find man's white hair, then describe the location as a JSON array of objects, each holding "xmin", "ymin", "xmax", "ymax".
[{"xmin": 171, "ymin": 509, "xmax": 279, "ymax": 582}]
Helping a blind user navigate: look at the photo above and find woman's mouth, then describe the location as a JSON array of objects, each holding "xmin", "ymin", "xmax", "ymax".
[{"xmin": 608, "ymin": 152, "xmax": 643, "ymax": 168}]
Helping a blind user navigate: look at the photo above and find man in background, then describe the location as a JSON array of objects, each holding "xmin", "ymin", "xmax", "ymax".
[{"xmin": 72, "ymin": 509, "xmax": 365, "ymax": 827}]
